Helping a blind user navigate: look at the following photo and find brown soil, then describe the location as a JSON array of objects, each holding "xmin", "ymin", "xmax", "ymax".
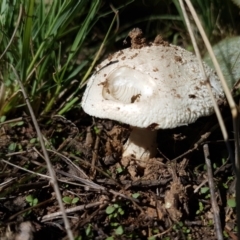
[{"xmin": 0, "ymin": 105, "xmax": 237, "ymax": 239}]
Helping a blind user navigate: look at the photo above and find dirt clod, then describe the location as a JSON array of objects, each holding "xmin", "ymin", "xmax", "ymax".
[{"xmin": 128, "ymin": 28, "xmax": 147, "ymax": 49}]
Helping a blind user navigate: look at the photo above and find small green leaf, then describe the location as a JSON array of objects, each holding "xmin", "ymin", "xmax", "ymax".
[
  {"xmin": 74, "ymin": 236, "xmax": 82, "ymax": 240},
  {"xmin": 8, "ymin": 142, "xmax": 16, "ymax": 152},
  {"xmin": 72, "ymin": 197, "xmax": 79, "ymax": 204},
  {"xmin": 85, "ymin": 224, "xmax": 92, "ymax": 236},
  {"xmin": 172, "ymin": 224, "xmax": 177, "ymax": 230},
  {"xmin": 200, "ymin": 187, "xmax": 209, "ymax": 194},
  {"xmin": 227, "ymin": 198, "xmax": 236, "ymax": 208},
  {"xmin": 221, "ymin": 158, "xmax": 227, "ymax": 164},
  {"xmin": 132, "ymin": 193, "xmax": 140, "ymax": 199},
  {"xmin": 33, "ymin": 198, "xmax": 38, "ymax": 206},
  {"xmin": 116, "ymin": 167, "xmax": 123, "ymax": 173},
  {"xmin": 222, "ymin": 183, "xmax": 228, "ymax": 189},
  {"xmin": 208, "ymin": 219, "xmax": 213, "ymax": 226},
  {"xmin": 110, "ymin": 222, "xmax": 119, "ymax": 227},
  {"xmin": 0, "ymin": 116, "xmax": 6, "ymax": 122},
  {"xmin": 223, "ymin": 230, "xmax": 229, "ymax": 238},
  {"xmin": 118, "ymin": 208, "xmax": 124, "ymax": 215},
  {"xmin": 94, "ymin": 126, "xmax": 101, "ymax": 135},
  {"xmin": 17, "ymin": 143, "xmax": 23, "ymax": 150},
  {"xmin": 105, "ymin": 237, "xmax": 114, "ymax": 240},
  {"xmin": 162, "ymin": 237, "xmax": 170, "ymax": 240},
  {"xmin": 30, "ymin": 138, "xmax": 37, "ymax": 144},
  {"xmin": 26, "ymin": 195, "xmax": 33, "ymax": 202},
  {"xmin": 115, "ymin": 225, "xmax": 124, "ymax": 235},
  {"xmin": 148, "ymin": 236, "xmax": 156, "ymax": 240},
  {"xmin": 205, "ymin": 194, "xmax": 211, "ymax": 199},
  {"xmin": 106, "ymin": 205, "xmax": 115, "ymax": 214},
  {"xmin": 228, "ymin": 176, "xmax": 234, "ymax": 181},
  {"xmin": 196, "ymin": 201, "xmax": 204, "ymax": 215},
  {"xmin": 62, "ymin": 196, "xmax": 72, "ymax": 204},
  {"xmin": 16, "ymin": 121, "xmax": 24, "ymax": 126},
  {"xmin": 178, "ymin": 221, "xmax": 183, "ymax": 227}
]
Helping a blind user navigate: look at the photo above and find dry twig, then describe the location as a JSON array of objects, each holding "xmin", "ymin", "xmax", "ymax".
[
  {"xmin": 41, "ymin": 201, "xmax": 104, "ymax": 222},
  {"xmin": 203, "ymin": 144, "xmax": 223, "ymax": 240},
  {"xmin": 179, "ymin": 0, "xmax": 240, "ymax": 237},
  {"xmin": 9, "ymin": 64, "xmax": 74, "ymax": 240}
]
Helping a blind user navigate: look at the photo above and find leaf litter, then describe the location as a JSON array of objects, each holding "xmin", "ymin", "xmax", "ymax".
[{"xmin": 0, "ymin": 106, "xmax": 237, "ymax": 239}]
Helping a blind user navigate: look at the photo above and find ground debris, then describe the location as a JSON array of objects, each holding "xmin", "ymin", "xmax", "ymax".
[{"xmin": 0, "ymin": 112, "xmax": 236, "ymax": 239}]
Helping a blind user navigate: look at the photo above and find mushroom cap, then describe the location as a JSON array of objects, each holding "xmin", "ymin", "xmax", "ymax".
[{"xmin": 81, "ymin": 44, "xmax": 224, "ymax": 129}]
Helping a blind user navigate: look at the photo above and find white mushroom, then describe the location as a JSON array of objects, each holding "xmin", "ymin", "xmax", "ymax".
[{"xmin": 81, "ymin": 40, "xmax": 224, "ymax": 163}]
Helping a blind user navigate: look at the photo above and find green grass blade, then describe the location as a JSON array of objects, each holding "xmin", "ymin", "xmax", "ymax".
[{"xmin": 21, "ymin": 0, "xmax": 34, "ymax": 82}]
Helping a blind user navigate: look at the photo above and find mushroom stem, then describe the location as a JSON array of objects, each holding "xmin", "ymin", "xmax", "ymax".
[{"xmin": 123, "ymin": 127, "xmax": 157, "ymax": 162}]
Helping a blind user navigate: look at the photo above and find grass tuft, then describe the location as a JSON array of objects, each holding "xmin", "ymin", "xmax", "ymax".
[{"xmin": 0, "ymin": 0, "xmax": 108, "ymax": 117}]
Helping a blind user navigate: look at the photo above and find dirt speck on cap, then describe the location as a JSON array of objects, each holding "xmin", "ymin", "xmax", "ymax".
[
  {"xmin": 108, "ymin": 53, "xmax": 113, "ymax": 61},
  {"xmin": 153, "ymin": 34, "xmax": 170, "ymax": 46},
  {"xmin": 175, "ymin": 55, "xmax": 183, "ymax": 63},
  {"xmin": 128, "ymin": 28, "xmax": 147, "ymax": 49}
]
